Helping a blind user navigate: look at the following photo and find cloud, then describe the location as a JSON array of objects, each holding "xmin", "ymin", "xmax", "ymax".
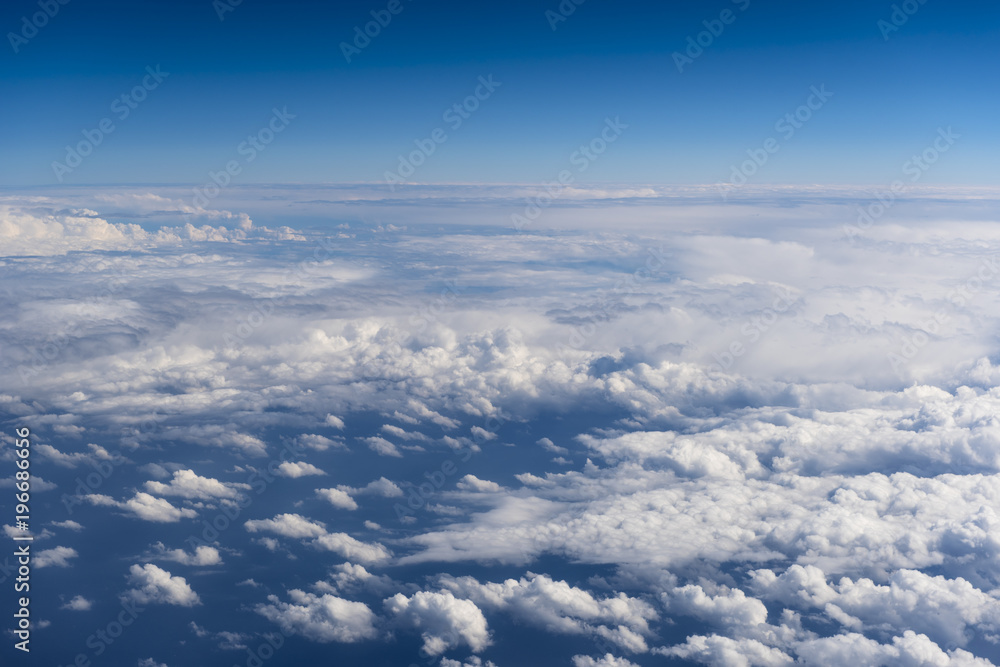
[
  {"xmin": 275, "ymin": 461, "xmax": 326, "ymax": 478},
  {"xmin": 150, "ymin": 542, "xmax": 223, "ymax": 566},
  {"xmin": 362, "ymin": 436, "xmax": 402, "ymax": 458},
  {"xmin": 654, "ymin": 635, "xmax": 793, "ymax": 666},
  {"xmin": 85, "ymin": 492, "xmax": 198, "ymax": 523},
  {"xmin": 298, "ymin": 434, "xmax": 346, "ymax": 451},
  {"xmin": 384, "ymin": 590, "xmax": 491, "ymax": 656},
  {"xmin": 124, "ymin": 564, "xmax": 201, "ymax": 606},
  {"xmin": 244, "ymin": 513, "xmax": 390, "ymax": 563},
  {"xmin": 438, "ymin": 573, "xmax": 656, "ymax": 653},
  {"xmin": 572, "ymin": 656, "xmax": 640, "ymax": 667},
  {"xmin": 35, "ymin": 546, "xmax": 78, "ymax": 568},
  {"xmin": 792, "ymin": 631, "xmax": 995, "ymax": 667},
  {"xmin": 50, "ymin": 520, "xmax": 83, "ymax": 531},
  {"xmin": 61, "ymin": 595, "xmax": 93, "ymax": 611},
  {"xmin": 316, "ymin": 487, "xmax": 359, "ymax": 510},
  {"xmin": 455, "ymin": 475, "xmax": 503, "ymax": 493},
  {"xmin": 750, "ymin": 566, "xmax": 1000, "ymax": 649},
  {"xmin": 144, "ymin": 469, "xmax": 247, "ymax": 500},
  {"xmin": 255, "ymin": 590, "xmax": 377, "ymax": 643},
  {"xmin": 314, "ymin": 533, "xmax": 391, "ymax": 565},
  {"xmin": 245, "ymin": 513, "xmax": 327, "ymax": 539}
]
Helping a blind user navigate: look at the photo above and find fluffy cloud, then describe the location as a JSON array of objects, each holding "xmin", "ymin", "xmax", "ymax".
[
  {"xmin": 244, "ymin": 514, "xmax": 327, "ymax": 539},
  {"xmin": 572, "ymin": 656, "xmax": 640, "ymax": 667},
  {"xmin": 275, "ymin": 461, "xmax": 326, "ymax": 478},
  {"xmin": 255, "ymin": 590, "xmax": 377, "ymax": 643},
  {"xmin": 750, "ymin": 566, "xmax": 1000, "ymax": 649},
  {"xmin": 61, "ymin": 595, "xmax": 93, "ymax": 611},
  {"xmin": 150, "ymin": 542, "xmax": 223, "ymax": 566},
  {"xmin": 144, "ymin": 469, "xmax": 247, "ymax": 500},
  {"xmin": 438, "ymin": 573, "xmax": 656, "ymax": 653},
  {"xmin": 314, "ymin": 533, "xmax": 391, "ymax": 565},
  {"xmin": 384, "ymin": 590, "xmax": 491, "ymax": 656},
  {"xmin": 86, "ymin": 492, "xmax": 198, "ymax": 523},
  {"xmin": 655, "ymin": 635, "xmax": 793, "ymax": 667},
  {"xmin": 316, "ymin": 487, "xmax": 359, "ymax": 510},
  {"xmin": 244, "ymin": 513, "xmax": 390, "ymax": 563},
  {"xmin": 124, "ymin": 564, "xmax": 201, "ymax": 606},
  {"xmin": 35, "ymin": 546, "xmax": 78, "ymax": 568}
]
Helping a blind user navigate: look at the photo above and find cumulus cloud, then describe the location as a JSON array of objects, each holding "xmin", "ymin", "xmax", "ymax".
[
  {"xmin": 314, "ymin": 533, "xmax": 391, "ymax": 564},
  {"xmin": 572, "ymin": 656, "xmax": 640, "ymax": 667},
  {"xmin": 384, "ymin": 590, "xmax": 491, "ymax": 656},
  {"xmin": 245, "ymin": 513, "xmax": 327, "ymax": 539},
  {"xmin": 244, "ymin": 513, "xmax": 390, "ymax": 563},
  {"xmin": 316, "ymin": 487, "xmax": 359, "ymax": 510},
  {"xmin": 35, "ymin": 546, "xmax": 78, "ymax": 568},
  {"xmin": 150, "ymin": 542, "xmax": 223, "ymax": 566},
  {"xmin": 255, "ymin": 590, "xmax": 377, "ymax": 643},
  {"xmin": 438, "ymin": 573, "xmax": 656, "ymax": 653},
  {"xmin": 144, "ymin": 469, "xmax": 247, "ymax": 500},
  {"xmin": 124, "ymin": 564, "xmax": 201, "ymax": 606},
  {"xmin": 275, "ymin": 461, "xmax": 326, "ymax": 478},
  {"xmin": 85, "ymin": 492, "xmax": 198, "ymax": 523},
  {"xmin": 61, "ymin": 595, "xmax": 93, "ymax": 611},
  {"xmin": 456, "ymin": 475, "xmax": 503, "ymax": 493}
]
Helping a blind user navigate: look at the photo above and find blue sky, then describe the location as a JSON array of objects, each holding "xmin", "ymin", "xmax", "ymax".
[
  {"xmin": 5, "ymin": 3, "xmax": 1000, "ymax": 667},
  {"xmin": 2, "ymin": 0, "xmax": 998, "ymax": 186}
]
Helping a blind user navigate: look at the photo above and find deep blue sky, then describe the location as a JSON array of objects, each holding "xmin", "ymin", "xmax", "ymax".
[{"xmin": 1, "ymin": 0, "xmax": 997, "ymax": 186}]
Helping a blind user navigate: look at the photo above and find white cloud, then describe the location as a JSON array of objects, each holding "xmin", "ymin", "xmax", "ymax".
[
  {"xmin": 255, "ymin": 590, "xmax": 377, "ymax": 643},
  {"xmin": 438, "ymin": 573, "xmax": 656, "ymax": 653},
  {"xmin": 61, "ymin": 595, "xmax": 92, "ymax": 611},
  {"xmin": 384, "ymin": 590, "xmax": 491, "ymax": 656},
  {"xmin": 244, "ymin": 513, "xmax": 390, "ymax": 563},
  {"xmin": 572, "ymin": 656, "xmax": 640, "ymax": 667},
  {"xmin": 363, "ymin": 436, "xmax": 402, "ymax": 458},
  {"xmin": 150, "ymin": 542, "xmax": 223, "ymax": 566},
  {"xmin": 655, "ymin": 635, "xmax": 793, "ymax": 666},
  {"xmin": 144, "ymin": 469, "xmax": 247, "ymax": 500},
  {"xmin": 275, "ymin": 461, "xmax": 326, "ymax": 478},
  {"xmin": 456, "ymin": 475, "xmax": 503, "ymax": 493},
  {"xmin": 314, "ymin": 533, "xmax": 391, "ymax": 565},
  {"xmin": 35, "ymin": 546, "xmax": 78, "ymax": 568},
  {"xmin": 124, "ymin": 564, "xmax": 201, "ymax": 606},
  {"xmin": 245, "ymin": 513, "xmax": 327, "ymax": 539},
  {"xmin": 316, "ymin": 487, "xmax": 359, "ymax": 510}
]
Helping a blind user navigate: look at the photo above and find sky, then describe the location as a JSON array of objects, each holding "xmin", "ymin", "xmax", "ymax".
[
  {"xmin": 3, "ymin": 2, "xmax": 1000, "ymax": 667},
  {"xmin": 1, "ymin": 0, "xmax": 998, "ymax": 186}
]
